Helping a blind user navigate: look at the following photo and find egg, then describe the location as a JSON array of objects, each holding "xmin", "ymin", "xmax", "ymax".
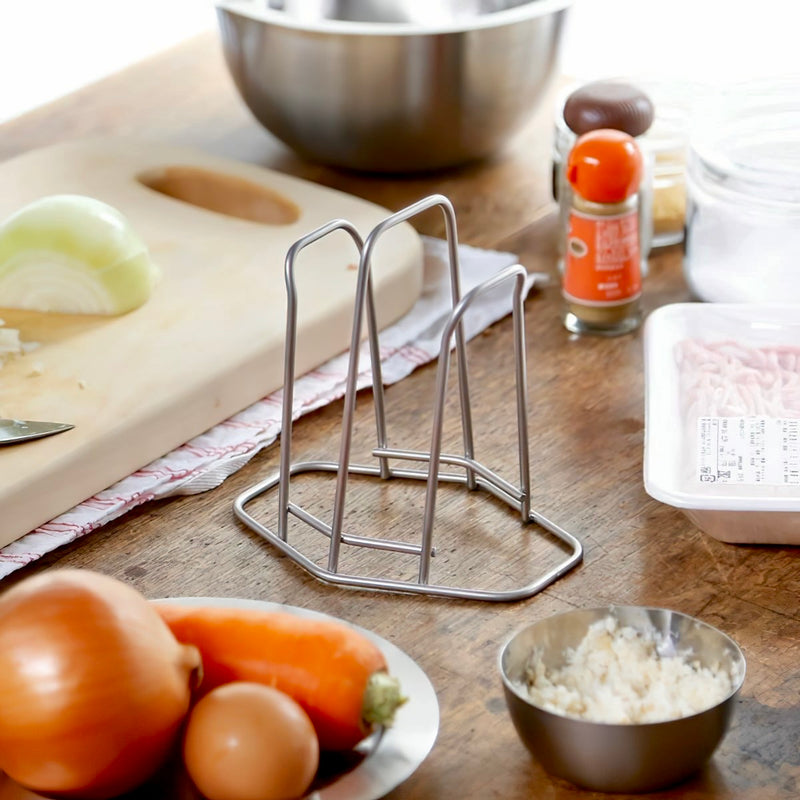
[{"xmin": 182, "ymin": 682, "xmax": 319, "ymax": 800}]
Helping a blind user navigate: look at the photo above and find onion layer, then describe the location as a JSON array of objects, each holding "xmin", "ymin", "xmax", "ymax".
[{"xmin": 0, "ymin": 569, "xmax": 200, "ymax": 799}]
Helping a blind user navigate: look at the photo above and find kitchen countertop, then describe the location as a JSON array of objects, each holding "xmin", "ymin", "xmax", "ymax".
[{"xmin": 1, "ymin": 31, "xmax": 798, "ymax": 800}]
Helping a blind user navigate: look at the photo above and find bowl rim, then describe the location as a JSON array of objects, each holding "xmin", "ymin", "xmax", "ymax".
[
  {"xmin": 498, "ymin": 604, "xmax": 747, "ymax": 728},
  {"xmin": 215, "ymin": 0, "xmax": 574, "ymax": 36}
]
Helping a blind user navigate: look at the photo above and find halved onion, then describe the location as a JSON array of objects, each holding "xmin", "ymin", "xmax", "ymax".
[{"xmin": 0, "ymin": 195, "xmax": 160, "ymax": 315}]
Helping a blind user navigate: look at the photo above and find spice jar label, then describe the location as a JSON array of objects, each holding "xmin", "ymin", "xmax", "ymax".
[{"xmin": 563, "ymin": 209, "xmax": 641, "ymax": 304}]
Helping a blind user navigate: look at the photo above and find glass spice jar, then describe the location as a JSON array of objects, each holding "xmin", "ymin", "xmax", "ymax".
[
  {"xmin": 643, "ymin": 105, "xmax": 690, "ymax": 248},
  {"xmin": 562, "ymin": 129, "xmax": 645, "ymax": 337}
]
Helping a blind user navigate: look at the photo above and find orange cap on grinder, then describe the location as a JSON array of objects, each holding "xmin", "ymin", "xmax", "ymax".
[{"xmin": 567, "ymin": 129, "xmax": 643, "ymax": 204}]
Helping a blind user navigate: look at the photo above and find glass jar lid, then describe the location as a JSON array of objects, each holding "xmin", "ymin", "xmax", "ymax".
[{"xmin": 689, "ymin": 78, "xmax": 800, "ymax": 212}]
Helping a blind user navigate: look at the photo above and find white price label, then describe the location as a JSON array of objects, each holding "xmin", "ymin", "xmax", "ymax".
[{"xmin": 697, "ymin": 417, "xmax": 800, "ymax": 486}]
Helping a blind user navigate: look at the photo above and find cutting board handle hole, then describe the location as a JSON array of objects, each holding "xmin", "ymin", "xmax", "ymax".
[{"xmin": 137, "ymin": 165, "xmax": 300, "ymax": 225}]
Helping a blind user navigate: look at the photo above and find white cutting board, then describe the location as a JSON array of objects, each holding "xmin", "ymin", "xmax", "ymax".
[{"xmin": 0, "ymin": 138, "xmax": 423, "ymax": 546}]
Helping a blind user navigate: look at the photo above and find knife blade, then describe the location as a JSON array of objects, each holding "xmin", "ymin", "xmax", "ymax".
[{"xmin": 0, "ymin": 418, "xmax": 74, "ymax": 445}]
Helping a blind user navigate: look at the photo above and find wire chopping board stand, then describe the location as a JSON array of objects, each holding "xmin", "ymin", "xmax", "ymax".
[{"xmin": 234, "ymin": 194, "xmax": 583, "ymax": 601}]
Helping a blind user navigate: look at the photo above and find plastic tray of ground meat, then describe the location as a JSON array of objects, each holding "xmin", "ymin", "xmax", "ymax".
[{"xmin": 643, "ymin": 303, "xmax": 800, "ymax": 545}]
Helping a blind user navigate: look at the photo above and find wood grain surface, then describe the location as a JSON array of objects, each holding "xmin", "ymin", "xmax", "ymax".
[{"xmin": 0, "ymin": 32, "xmax": 797, "ymax": 800}]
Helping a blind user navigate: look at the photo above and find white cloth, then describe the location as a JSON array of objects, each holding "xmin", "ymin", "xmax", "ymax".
[{"xmin": 0, "ymin": 237, "xmax": 542, "ymax": 577}]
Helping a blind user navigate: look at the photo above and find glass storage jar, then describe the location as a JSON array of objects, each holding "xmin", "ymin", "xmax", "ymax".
[
  {"xmin": 640, "ymin": 105, "xmax": 689, "ymax": 248},
  {"xmin": 684, "ymin": 79, "xmax": 800, "ymax": 303}
]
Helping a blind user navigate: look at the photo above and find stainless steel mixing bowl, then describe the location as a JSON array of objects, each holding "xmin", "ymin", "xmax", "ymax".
[
  {"xmin": 215, "ymin": 0, "xmax": 572, "ymax": 172},
  {"xmin": 499, "ymin": 606, "xmax": 746, "ymax": 793}
]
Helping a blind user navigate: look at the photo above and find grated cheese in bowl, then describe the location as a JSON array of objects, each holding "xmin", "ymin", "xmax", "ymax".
[{"xmin": 521, "ymin": 616, "xmax": 737, "ymax": 724}]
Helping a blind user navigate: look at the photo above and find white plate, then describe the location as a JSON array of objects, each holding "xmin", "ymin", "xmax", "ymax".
[{"xmin": 161, "ymin": 597, "xmax": 439, "ymax": 800}]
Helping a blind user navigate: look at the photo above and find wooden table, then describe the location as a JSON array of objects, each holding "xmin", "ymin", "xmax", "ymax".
[{"xmin": 1, "ymin": 32, "xmax": 798, "ymax": 800}]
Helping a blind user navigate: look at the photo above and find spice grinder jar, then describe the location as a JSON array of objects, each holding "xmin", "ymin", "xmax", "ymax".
[
  {"xmin": 561, "ymin": 129, "xmax": 644, "ymax": 337},
  {"xmin": 553, "ymin": 79, "xmax": 691, "ymax": 256},
  {"xmin": 552, "ymin": 81, "xmax": 654, "ymax": 274},
  {"xmin": 684, "ymin": 79, "xmax": 800, "ymax": 303}
]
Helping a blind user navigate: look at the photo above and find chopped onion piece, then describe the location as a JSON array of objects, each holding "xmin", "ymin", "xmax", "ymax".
[
  {"xmin": 0, "ymin": 195, "xmax": 160, "ymax": 315},
  {"xmin": 0, "ymin": 327, "xmax": 20, "ymax": 354},
  {"xmin": 0, "ymin": 324, "xmax": 21, "ymax": 369}
]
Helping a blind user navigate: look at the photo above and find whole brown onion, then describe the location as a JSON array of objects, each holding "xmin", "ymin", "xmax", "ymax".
[{"xmin": 0, "ymin": 569, "xmax": 200, "ymax": 799}]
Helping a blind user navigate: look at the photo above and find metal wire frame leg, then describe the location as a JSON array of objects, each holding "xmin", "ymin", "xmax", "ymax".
[{"xmin": 234, "ymin": 196, "xmax": 583, "ymax": 601}]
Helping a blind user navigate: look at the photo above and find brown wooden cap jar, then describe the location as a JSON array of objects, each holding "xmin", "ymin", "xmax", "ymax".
[{"xmin": 563, "ymin": 81, "xmax": 655, "ymax": 138}]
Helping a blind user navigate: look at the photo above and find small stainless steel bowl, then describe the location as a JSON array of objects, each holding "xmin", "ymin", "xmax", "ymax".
[
  {"xmin": 499, "ymin": 606, "xmax": 746, "ymax": 793},
  {"xmin": 215, "ymin": 0, "xmax": 572, "ymax": 172}
]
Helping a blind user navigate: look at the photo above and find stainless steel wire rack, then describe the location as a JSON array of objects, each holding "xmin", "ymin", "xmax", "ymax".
[{"xmin": 234, "ymin": 194, "xmax": 583, "ymax": 601}]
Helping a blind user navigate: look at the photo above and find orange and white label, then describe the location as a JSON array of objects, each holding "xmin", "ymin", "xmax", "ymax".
[{"xmin": 563, "ymin": 208, "xmax": 641, "ymax": 305}]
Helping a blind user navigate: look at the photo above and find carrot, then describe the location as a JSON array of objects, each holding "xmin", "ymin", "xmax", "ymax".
[{"xmin": 153, "ymin": 603, "xmax": 404, "ymax": 751}]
